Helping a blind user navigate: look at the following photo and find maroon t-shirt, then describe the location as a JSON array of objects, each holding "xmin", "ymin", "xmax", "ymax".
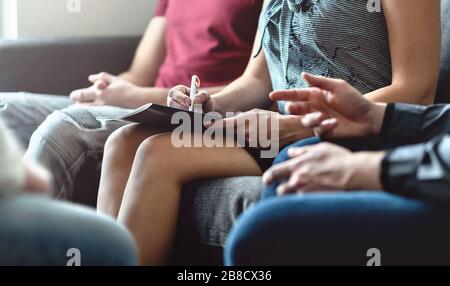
[{"xmin": 153, "ymin": 0, "xmax": 262, "ymax": 88}]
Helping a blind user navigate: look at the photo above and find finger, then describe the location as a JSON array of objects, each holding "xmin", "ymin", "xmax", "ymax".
[
  {"xmin": 193, "ymin": 90, "xmax": 210, "ymax": 105},
  {"xmin": 94, "ymin": 79, "xmax": 108, "ymax": 90},
  {"xmin": 285, "ymin": 102, "xmax": 313, "ymax": 115},
  {"xmin": 89, "ymin": 72, "xmax": 115, "ymax": 84},
  {"xmin": 169, "ymin": 86, "xmax": 191, "ymax": 106},
  {"xmin": 276, "ymin": 182, "xmax": 289, "ymax": 196},
  {"xmin": 301, "ymin": 72, "xmax": 345, "ymax": 91},
  {"xmin": 167, "ymin": 94, "xmax": 189, "ymax": 109},
  {"xmin": 70, "ymin": 89, "xmax": 96, "ymax": 103},
  {"xmin": 287, "ymin": 147, "xmax": 308, "ymax": 158},
  {"xmin": 172, "ymin": 90, "xmax": 191, "ymax": 107},
  {"xmin": 169, "ymin": 100, "xmax": 187, "ymax": 110},
  {"xmin": 301, "ymin": 112, "xmax": 326, "ymax": 128},
  {"xmin": 277, "ymin": 173, "xmax": 306, "ymax": 195},
  {"xmin": 270, "ymin": 89, "xmax": 311, "ymax": 102},
  {"xmin": 287, "ymin": 144, "xmax": 318, "ymax": 159},
  {"xmin": 263, "ymin": 161, "xmax": 295, "ymax": 185},
  {"xmin": 276, "ymin": 180, "xmax": 302, "ymax": 196},
  {"xmin": 313, "ymin": 118, "xmax": 339, "ymax": 137}
]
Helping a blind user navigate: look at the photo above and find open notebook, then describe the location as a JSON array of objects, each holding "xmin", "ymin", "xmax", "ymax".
[{"xmin": 96, "ymin": 103, "xmax": 220, "ymax": 127}]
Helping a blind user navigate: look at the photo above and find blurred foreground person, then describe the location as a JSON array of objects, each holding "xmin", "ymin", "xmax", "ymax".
[{"xmin": 0, "ymin": 117, "xmax": 137, "ymax": 266}]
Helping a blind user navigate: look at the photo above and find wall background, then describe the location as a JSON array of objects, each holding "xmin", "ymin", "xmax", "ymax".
[
  {"xmin": 1, "ymin": 0, "xmax": 157, "ymax": 39},
  {"xmin": 0, "ymin": 3, "xmax": 2, "ymax": 34},
  {"xmin": 1, "ymin": 0, "xmax": 18, "ymax": 38}
]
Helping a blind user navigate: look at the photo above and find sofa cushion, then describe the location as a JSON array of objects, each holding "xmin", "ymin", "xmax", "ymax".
[
  {"xmin": 0, "ymin": 37, "xmax": 139, "ymax": 95},
  {"xmin": 179, "ymin": 177, "xmax": 263, "ymax": 246}
]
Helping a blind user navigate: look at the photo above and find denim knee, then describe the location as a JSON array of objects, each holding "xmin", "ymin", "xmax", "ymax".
[
  {"xmin": 225, "ymin": 198, "xmax": 287, "ymax": 266},
  {"xmin": 261, "ymin": 137, "xmax": 322, "ymax": 200}
]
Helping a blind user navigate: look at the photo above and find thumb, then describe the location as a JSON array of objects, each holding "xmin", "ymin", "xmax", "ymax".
[
  {"xmin": 89, "ymin": 72, "xmax": 115, "ymax": 84},
  {"xmin": 94, "ymin": 79, "xmax": 108, "ymax": 90},
  {"xmin": 193, "ymin": 90, "xmax": 210, "ymax": 105}
]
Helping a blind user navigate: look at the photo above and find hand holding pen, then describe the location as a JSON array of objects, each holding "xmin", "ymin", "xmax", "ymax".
[{"xmin": 167, "ymin": 75, "xmax": 215, "ymax": 113}]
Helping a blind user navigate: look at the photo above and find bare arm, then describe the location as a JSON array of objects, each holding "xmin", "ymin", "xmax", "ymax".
[
  {"xmin": 119, "ymin": 17, "xmax": 166, "ymax": 86},
  {"xmin": 208, "ymin": 0, "xmax": 273, "ymax": 114},
  {"xmin": 212, "ymin": 30, "xmax": 273, "ymax": 115},
  {"xmin": 167, "ymin": 27, "xmax": 274, "ymax": 115},
  {"xmin": 364, "ymin": 0, "xmax": 441, "ymax": 105},
  {"xmin": 72, "ymin": 16, "xmax": 226, "ymax": 108}
]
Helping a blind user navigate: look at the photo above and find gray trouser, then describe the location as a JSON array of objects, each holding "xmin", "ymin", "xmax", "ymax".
[
  {"xmin": 0, "ymin": 194, "xmax": 137, "ymax": 266},
  {"xmin": 0, "ymin": 92, "xmax": 128, "ymax": 201}
]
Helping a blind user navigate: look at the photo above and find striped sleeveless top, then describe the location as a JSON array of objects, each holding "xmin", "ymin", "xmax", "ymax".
[{"xmin": 257, "ymin": 0, "xmax": 392, "ymax": 114}]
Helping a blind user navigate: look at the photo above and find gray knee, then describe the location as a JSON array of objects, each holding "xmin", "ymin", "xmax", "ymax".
[
  {"xmin": 25, "ymin": 109, "xmax": 92, "ymax": 198},
  {"xmin": 28, "ymin": 106, "xmax": 103, "ymax": 155}
]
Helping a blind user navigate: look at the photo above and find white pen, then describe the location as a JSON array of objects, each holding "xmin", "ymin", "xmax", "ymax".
[{"xmin": 189, "ymin": 75, "xmax": 201, "ymax": 112}]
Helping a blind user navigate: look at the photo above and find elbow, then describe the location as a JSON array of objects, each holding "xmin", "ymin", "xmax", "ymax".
[
  {"xmin": 394, "ymin": 79, "xmax": 438, "ymax": 106},
  {"xmin": 416, "ymin": 82, "xmax": 437, "ymax": 105},
  {"xmin": 410, "ymin": 72, "xmax": 440, "ymax": 105}
]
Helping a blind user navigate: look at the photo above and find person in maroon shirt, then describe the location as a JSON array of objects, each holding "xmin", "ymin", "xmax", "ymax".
[
  {"xmin": 11, "ymin": 0, "xmax": 261, "ymax": 203},
  {"xmin": 87, "ymin": 0, "xmax": 261, "ymax": 262},
  {"xmin": 71, "ymin": 0, "xmax": 262, "ymax": 107},
  {"xmin": 154, "ymin": 0, "xmax": 262, "ymax": 88}
]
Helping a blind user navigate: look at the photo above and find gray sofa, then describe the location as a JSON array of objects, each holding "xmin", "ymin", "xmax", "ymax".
[
  {"xmin": 0, "ymin": 36, "xmax": 262, "ymax": 265},
  {"xmin": 1, "ymin": 1, "xmax": 450, "ymax": 265}
]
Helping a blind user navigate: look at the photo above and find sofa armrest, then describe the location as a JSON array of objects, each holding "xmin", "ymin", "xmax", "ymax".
[{"xmin": 0, "ymin": 37, "xmax": 140, "ymax": 96}]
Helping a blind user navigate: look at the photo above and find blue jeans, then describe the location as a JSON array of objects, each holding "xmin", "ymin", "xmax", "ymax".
[
  {"xmin": 0, "ymin": 195, "xmax": 138, "ymax": 266},
  {"xmin": 225, "ymin": 137, "xmax": 450, "ymax": 266},
  {"xmin": 225, "ymin": 192, "xmax": 450, "ymax": 266}
]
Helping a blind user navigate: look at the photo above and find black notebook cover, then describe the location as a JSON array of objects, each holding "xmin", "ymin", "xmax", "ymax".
[{"xmin": 96, "ymin": 104, "xmax": 220, "ymax": 127}]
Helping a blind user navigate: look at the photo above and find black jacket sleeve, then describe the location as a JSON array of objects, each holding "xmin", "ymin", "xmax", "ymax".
[
  {"xmin": 380, "ymin": 103, "xmax": 450, "ymax": 144},
  {"xmin": 380, "ymin": 104, "xmax": 450, "ymax": 203}
]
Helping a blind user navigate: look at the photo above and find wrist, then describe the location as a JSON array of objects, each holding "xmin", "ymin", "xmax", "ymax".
[
  {"xmin": 349, "ymin": 151, "xmax": 385, "ymax": 190},
  {"xmin": 281, "ymin": 115, "xmax": 314, "ymax": 146},
  {"xmin": 367, "ymin": 103, "xmax": 387, "ymax": 136},
  {"xmin": 134, "ymin": 87, "xmax": 168, "ymax": 107},
  {"xmin": 120, "ymin": 85, "xmax": 143, "ymax": 108},
  {"xmin": 208, "ymin": 96, "xmax": 222, "ymax": 115}
]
